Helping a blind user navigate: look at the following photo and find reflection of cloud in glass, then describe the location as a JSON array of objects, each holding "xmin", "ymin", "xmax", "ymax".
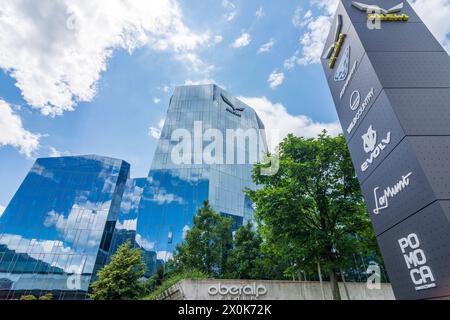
[
  {"xmin": 120, "ymin": 186, "xmax": 144, "ymax": 213},
  {"xmin": 136, "ymin": 234, "xmax": 155, "ymax": 251},
  {"xmin": 0, "ymin": 234, "xmax": 76, "ymax": 272},
  {"xmin": 182, "ymin": 225, "xmax": 190, "ymax": 240},
  {"xmin": 43, "ymin": 200, "xmax": 111, "ymax": 249},
  {"xmin": 157, "ymin": 251, "xmax": 173, "ymax": 262},
  {"xmin": 115, "ymin": 219, "xmax": 137, "ymax": 231},
  {"xmin": 152, "ymin": 191, "xmax": 184, "ymax": 205},
  {"xmin": 30, "ymin": 163, "xmax": 56, "ymax": 181}
]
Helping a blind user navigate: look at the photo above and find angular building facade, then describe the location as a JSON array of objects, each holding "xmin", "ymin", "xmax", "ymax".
[
  {"xmin": 322, "ymin": 0, "xmax": 450, "ymax": 299},
  {"xmin": 0, "ymin": 84, "xmax": 267, "ymax": 299},
  {"xmin": 0, "ymin": 155, "xmax": 129, "ymax": 299},
  {"xmin": 133, "ymin": 84, "xmax": 267, "ymax": 269}
]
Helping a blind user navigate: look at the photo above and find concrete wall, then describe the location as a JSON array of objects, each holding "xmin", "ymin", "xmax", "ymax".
[{"xmin": 159, "ymin": 280, "xmax": 395, "ymax": 300}]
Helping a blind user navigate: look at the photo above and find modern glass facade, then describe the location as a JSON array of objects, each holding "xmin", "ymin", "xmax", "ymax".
[
  {"xmin": 134, "ymin": 84, "xmax": 267, "ymax": 266},
  {"xmin": 0, "ymin": 84, "xmax": 267, "ymax": 299},
  {"xmin": 0, "ymin": 155, "xmax": 129, "ymax": 299}
]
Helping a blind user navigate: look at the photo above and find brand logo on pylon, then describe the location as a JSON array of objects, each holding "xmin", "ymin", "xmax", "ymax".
[
  {"xmin": 347, "ymin": 88, "xmax": 375, "ymax": 134},
  {"xmin": 323, "ymin": 15, "xmax": 347, "ymax": 69},
  {"xmin": 352, "ymin": 1, "xmax": 409, "ymax": 22},
  {"xmin": 398, "ymin": 234, "xmax": 436, "ymax": 291},
  {"xmin": 334, "ymin": 46, "xmax": 350, "ymax": 82},
  {"xmin": 361, "ymin": 126, "xmax": 391, "ymax": 172},
  {"xmin": 373, "ymin": 172, "xmax": 412, "ymax": 215}
]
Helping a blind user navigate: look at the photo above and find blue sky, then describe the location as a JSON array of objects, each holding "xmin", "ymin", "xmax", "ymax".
[{"xmin": 0, "ymin": 0, "xmax": 449, "ymax": 211}]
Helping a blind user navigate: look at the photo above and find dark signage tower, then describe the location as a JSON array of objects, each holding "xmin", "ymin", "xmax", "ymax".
[{"xmin": 322, "ymin": 0, "xmax": 450, "ymax": 299}]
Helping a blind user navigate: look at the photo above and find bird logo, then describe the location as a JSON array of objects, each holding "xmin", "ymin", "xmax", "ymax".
[
  {"xmin": 352, "ymin": 1, "xmax": 409, "ymax": 22},
  {"xmin": 323, "ymin": 14, "xmax": 347, "ymax": 69},
  {"xmin": 221, "ymin": 93, "xmax": 244, "ymax": 117}
]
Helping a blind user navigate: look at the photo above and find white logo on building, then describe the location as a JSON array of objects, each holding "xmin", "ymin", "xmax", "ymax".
[
  {"xmin": 208, "ymin": 283, "xmax": 268, "ymax": 298},
  {"xmin": 339, "ymin": 61, "xmax": 358, "ymax": 100},
  {"xmin": 334, "ymin": 46, "xmax": 350, "ymax": 82},
  {"xmin": 366, "ymin": 262, "xmax": 381, "ymax": 290},
  {"xmin": 373, "ymin": 172, "xmax": 412, "ymax": 215},
  {"xmin": 398, "ymin": 233, "xmax": 436, "ymax": 291},
  {"xmin": 361, "ymin": 126, "xmax": 391, "ymax": 172},
  {"xmin": 347, "ymin": 88, "xmax": 375, "ymax": 134}
]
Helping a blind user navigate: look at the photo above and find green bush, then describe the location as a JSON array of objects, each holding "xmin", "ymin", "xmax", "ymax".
[{"xmin": 144, "ymin": 269, "xmax": 210, "ymax": 300}]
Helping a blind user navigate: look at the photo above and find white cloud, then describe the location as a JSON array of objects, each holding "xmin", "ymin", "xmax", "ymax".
[
  {"xmin": 173, "ymin": 52, "xmax": 214, "ymax": 74},
  {"xmin": 222, "ymin": 0, "xmax": 237, "ymax": 22},
  {"xmin": 48, "ymin": 146, "xmax": 71, "ymax": 158},
  {"xmin": 286, "ymin": 0, "xmax": 338, "ymax": 67},
  {"xmin": 409, "ymin": 0, "xmax": 450, "ymax": 53},
  {"xmin": 0, "ymin": 0, "xmax": 210, "ymax": 117},
  {"xmin": 256, "ymin": 7, "xmax": 265, "ymax": 18},
  {"xmin": 297, "ymin": 15, "xmax": 333, "ymax": 65},
  {"xmin": 290, "ymin": 0, "xmax": 450, "ymax": 68},
  {"xmin": 0, "ymin": 99, "xmax": 41, "ymax": 157},
  {"xmin": 184, "ymin": 78, "xmax": 216, "ymax": 86},
  {"xmin": 292, "ymin": 7, "xmax": 303, "ymax": 27},
  {"xmin": 153, "ymin": 98, "xmax": 161, "ymax": 104},
  {"xmin": 304, "ymin": 10, "xmax": 313, "ymax": 20},
  {"xmin": 149, "ymin": 118, "xmax": 166, "ymax": 140},
  {"xmin": 267, "ymin": 70, "xmax": 285, "ymax": 90},
  {"xmin": 284, "ymin": 53, "xmax": 299, "ymax": 70},
  {"xmin": 159, "ymin": 85, "xmax": 171, "ymax": 93},
  {"xmin": 258, "ymin": 39, "xmax": 275, "ymax": 54},
  {"xmin": 0, "ymin": 205, "xmax": 5, "ymax": 218},
  {"xmin": 214, "ymin": 35, "xmax": 224, "ymax": 44},
  {"xmin": 231, "ymin": 32, "xmax": 251, "ymax": 48},
  {"xmin": 238, "ymin": 96, "xmax": 341, "ymax": 150}
]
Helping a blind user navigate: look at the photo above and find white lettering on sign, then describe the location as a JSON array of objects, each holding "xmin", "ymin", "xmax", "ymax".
[
  {"xmin": 208, "ymin": 283, "xmax": 268, "ymax": 298},
  {"xmin": 361, "ymin": 125, "xmax": 392, "ymax": 172},
  {"xmin": 373, "ymin": 172, "xmax": 412, "ymax": 215},
  {"xmin": 398, "ymin": 233, "xmax": 436, "ymax": 291},
  {"xmin": 347, "ymin": 88, "xmax": 375, "ymax": 134}
]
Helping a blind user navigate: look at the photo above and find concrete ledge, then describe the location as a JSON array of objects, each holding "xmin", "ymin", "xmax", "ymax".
[{"xmin": 158, "ymin": 279, "xmax": 395, "ymax": 300}]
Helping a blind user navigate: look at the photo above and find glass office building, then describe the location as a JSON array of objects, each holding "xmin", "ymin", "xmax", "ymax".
[
  {"xmin": 0, "ymin": 155, "xmax": 129, "ymax": 299},
  {"xmin": 0, "ymin": 84, "xmax": 268, "ymax": 299},
  {"xmin": 134, "ymin": 84, "xmax": 267, "ymax": 268}
]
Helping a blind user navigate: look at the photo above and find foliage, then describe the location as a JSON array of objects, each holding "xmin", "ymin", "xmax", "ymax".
[
  {"xmin": 246, "ymin": 132, "xmax": 379, "ymax": 299},
  {"xmin": 89, "ymin": 241, "xmax": 146, "ymax": 300},
  {"xmin": 20, "ymin": 295, "xmax": 37, "ymax": 300},
  {"xmin": 144, "ymin": 269, "xmax": 210, "ymax": 300},
  {"xmin": 38, "ymin": 293, "xmax": 53, "ymax": 300},
  {"xmin": 171, "ymin": 201, "xmax": 233, "ymax": 277},
  {"xmin": 224, "ymin": 222, "xmax": 265, "ymax": 280}
]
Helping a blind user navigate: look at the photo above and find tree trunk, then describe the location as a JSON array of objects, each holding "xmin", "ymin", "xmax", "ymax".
[
  {"xmin": 340, "ymin": 269, "xmax": 351, "ymax": 300},
  {"xmin": 317, "ymin": 262, "xmax": 325, "ymax": 300},
  {"xmin": 329, "ymin": 268, "xmax": 342, "ymax": 300}
]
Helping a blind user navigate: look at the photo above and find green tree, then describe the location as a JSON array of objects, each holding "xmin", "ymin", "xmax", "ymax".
[
  {"xmin": 224, "ymin": 222, "xmax": 264, "ymax": 280},
  {"xmin": 171, "ymin": 201, "xmax": 233, "ymax": 277},
  {"xmin": 90, "ymin": 241, "xmax": 146, "ymax": 300},
  {"xmin": 247, "ymin": 132, "xmax": 378, "ymax": 300}
]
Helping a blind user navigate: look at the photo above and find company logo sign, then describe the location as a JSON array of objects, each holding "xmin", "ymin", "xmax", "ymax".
[
  {"xmin": 323, "ymin": 15, "xmax": 346, "ymax": 69},
  {"xmin": 398, "ymin": 233, "xmax": 436, "ymax": 291},
  {"xmin": 373, "ymin": 172, "xmax": 412, "ymax": 215},
  {"xmin": 334, "ymin": 46, "xmax": 350, "ymax": 82},
  {"xmin": 208, "ymin": 283, "xmax": 268, "ymax": 298},
  {"xmin": 352, "ymin": 1, "xmax": 409, "ymax": 22},
  {"xmin": 339, "ymin": 60, "xmax": 358, "ymax": 100},
  {"xmin": 361, "ymin": 126, "xmax": 391, "ymax": 172},
  {"xmin": 347, "ymin": 88, "xmax": 375, "ymax": 134},
  {"xmin": 221, "ymin": 93, "xmax": 244, "ymax": 118}
]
